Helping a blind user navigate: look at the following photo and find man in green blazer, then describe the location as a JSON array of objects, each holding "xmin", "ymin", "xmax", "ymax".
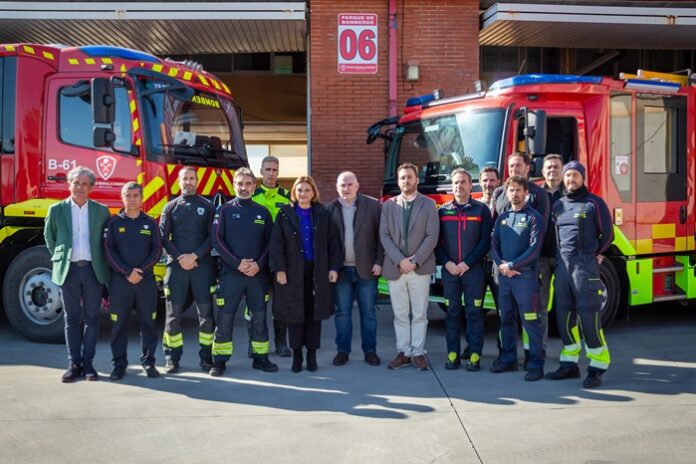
[{"xmin": 44, "ymin": 166, "xmax": 110, "ymax": 382}]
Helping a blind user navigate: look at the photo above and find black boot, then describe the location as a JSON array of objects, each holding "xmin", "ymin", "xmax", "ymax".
[
  {"xmin": 275, "ymin": 321, "xmax": 291, "ymax": 357},
  {"xmin": 545, "ymin": 364, "xmax": 581, "ymax": 380},
  {"xmin": 253, "ymin": 355, "xmax": 279, "ymax": 372},
  {"xmin": 291, "ymin": 349, "xmax": 303, "ymax": 373},
  {"xmin": 583, "ymin": 367, "xmax": 604, "ymax": 389},
  {"xmin": 209, "ymin": 361, "xmax": 226, "ymax": 377},
  {"xmin": 306, "ymin": 349, "xmax": 318, "ymax": 372}
]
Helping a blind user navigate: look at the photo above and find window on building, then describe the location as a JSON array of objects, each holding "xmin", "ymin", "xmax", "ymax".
[{"xmin": 610, "ymin": 94, "xmax": 632, "ymax": 202}]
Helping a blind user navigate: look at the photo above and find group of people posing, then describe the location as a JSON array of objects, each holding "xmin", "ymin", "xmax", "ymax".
[{"xmin": 45, "ymin": 152, "xmax": 612, "ymax": 389}]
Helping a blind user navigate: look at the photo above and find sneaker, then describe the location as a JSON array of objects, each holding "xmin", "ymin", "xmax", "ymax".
[
  {"xmin": 144, "ymin": 365, "xmax": 160, "ymax": 378},
  {"xmin": 582, "ymin": 368, "xmax": 603, "ymax": 389},
  {"xmin": 466, "ymin": 353, "xmax": 481, "ymax": 372},
  {"xmin": 252, "ymin": 357, "xmax": 279, "ymax": 373},
  {"xmin": 388, "ymin": 352, "xmax": 412, "ymax": 370},
  {"xmin": 199, "ymin": 358, "xmax": 213, "ymax": 372},
  {"xmin": 525, "ymin": 368, "xmax": 544, "ymax": 381},
  {"xmin": 545, "ymin": 364, "xmax": 581, "ymax": 380},
  {"xmin": 333, "ymin": 352, "xmax": 349, "ymax": 366},
  {"xmin": 445, "ymin": 352, "xmax": 460, "ymax": 370},
  {"xmin": 109, "ymin": 366, "xmax": 126, "ymax": 381},
  {"xmin": 364, "ymin": 352, "xmax": 381, "ymax": 366},
  {"xmin": 164, "ymin": 359, "xmax": 180, "ymax": 374},
  {"xmin": 413, "ymin": 354, "xmax": 429, "ymax": 371},
  {"xmin": 489, "ymin": 358, "xmax": 518, "ymax": 373},
  {"xmin": 83, "ymin": 363, "xmax": 99, "ymax": 381},
  {"xmin": 209, "ymin": 362, "xmax": 226, "ymax": 377},
  {"xmin": 61, "ymin": 364, "xmax": 83, "ymax": 383}
]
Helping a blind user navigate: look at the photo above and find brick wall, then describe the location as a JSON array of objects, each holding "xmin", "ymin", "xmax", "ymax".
[{"xmin": 309, "ymin": 0, "xmax": 479, "ymax": 200}]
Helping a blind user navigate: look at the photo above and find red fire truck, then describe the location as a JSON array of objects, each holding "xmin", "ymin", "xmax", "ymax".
[
  {"xmin": 369, "ymin": 70, "xmax": 695, "ymax": 327},
  {"xmin": 0, "ymin": 44, "xmax": 247, "ymax": 342}
]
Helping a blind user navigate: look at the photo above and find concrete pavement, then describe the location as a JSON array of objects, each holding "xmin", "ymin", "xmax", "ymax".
[{"xmin": 0, "ymin": 302, "xmax": 695, "ymax": 464}]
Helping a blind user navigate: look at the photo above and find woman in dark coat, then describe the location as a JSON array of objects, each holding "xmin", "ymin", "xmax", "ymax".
[{"xmin": 270, "ymin": 175, "xmax": 342, "ymax": 372}]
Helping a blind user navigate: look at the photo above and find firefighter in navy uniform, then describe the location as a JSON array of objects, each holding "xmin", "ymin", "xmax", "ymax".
[
  {"xmin": 546, "ymin": 161, "xmax": 613, "ymax": 389},
  {"xmin": 250, "ymin": 156, "xmax": 292, "ymax": 357},
  {"xmin": 159, "ymin": 166, "xmax": 216, "ymax": 374},
  {"xmin": 210, "ymin": 168, "xmax": 278, "ymax": 375},
  {"xmin": 435, "ymin": 168, "xmax": 492, "ymax": 371},
  {"xmin": 490, "ymin": 176, "xmax": 545, "ymax": 381},
  {"xmin": 104, "ymin": 182, "xmax": 162, "ymax": 380}
]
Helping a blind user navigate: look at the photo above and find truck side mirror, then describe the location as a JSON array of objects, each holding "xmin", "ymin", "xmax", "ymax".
[
  {"xmin": 92, "ymin": 78, "xmax": 115, "ymax": 124},
  {"xmin": 525, "ymin": 109, "xmax": 547, "ymax": 156},
  {"xmin": 93, "ymin": 127, "xmax": 115, "ymax": 147}
]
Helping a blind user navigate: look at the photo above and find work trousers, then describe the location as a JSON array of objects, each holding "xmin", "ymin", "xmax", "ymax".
[
  {"xmin": 388, "ymin": 271, "xmax": 431, "ymax": 357},
  {"xmin": 60, "ymin": 262, "xmax": 104, "ymax": 366},
  {"xmin": 498, "ymin": 269, "xmax": 545, "ymax": 370},
  {"xmin": 212, "ymin": 271, "xmax": 270, "ymax": 362},
  {"xmin": 554, "ymin": 255, "xmax": 611, "ymax": 372},
  {"xmin": 109, "ymin": 274, "xmax": 158, "ymax": 368},
  {"xmin": 288, "ymin": 261, "xmax": 322, "ymax": 350},
  {"xmin": 442, "ymin": 264, "xmax": 485, "ymax": 358},
  {"xmin": 162, "ymin": 261, "xmax": 215, "ymax": 362}
]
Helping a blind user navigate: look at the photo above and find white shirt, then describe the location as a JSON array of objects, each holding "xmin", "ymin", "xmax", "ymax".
[{"xmin": 70, "ymin": 199, "xmax": 92, "ymax": 262}]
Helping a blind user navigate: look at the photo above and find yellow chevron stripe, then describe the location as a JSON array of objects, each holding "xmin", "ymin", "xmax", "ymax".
[
  {"xmin": 198, "ymin": 75, "xmax": 209, "ymax": 86},
  {"xmin": 42, "ymin": 51, "xmax": 55, "ymax": 60},
  {"xmin": 147, "ymin": 197, "xmax": 168, "ymax": 217},
  {"xmin": 202, "ymin": 170, "xmax": 217, "ymax": 195},
  {"xmin": 85, "ymin": 58, "xmax": 96, "ymax": 65},
  {"xmin": 221, "ymin": 171, "xmax": 234, "ymax": 193},
  {"xmin": 102, "ymin": 58, "xmax": 113, "ymax": 64},
  {"xmin": 5, "ymin": 45, "xmax": 15, "ymax": 52},
  {"xmin": 152, "ymin": 64, "xmax": 163, "ymax": 73},
  {"xmin": 143, "ymin": 177, "xmax": 165, "ymax": 201},
  {"xmin": 183, "ymin": 71, "xmax": 192, "ymax": 81},
  {"xmin": 130, "ymin": 99, "xmax": 136, "ymax": 113},
  {"xmin": 23, "ymin": 46, "xmax": 35, "ymax": 55},
  {"xmin": 132, "ymin": 118, "xmax": 139, "ymax": 132},
  {"xmin": 168, "ymin": 68, "xmax": 178, "ymax": 77}
]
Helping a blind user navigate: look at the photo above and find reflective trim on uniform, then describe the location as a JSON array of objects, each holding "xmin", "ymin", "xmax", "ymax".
[
  {"xmin": 216, "ymin": 298, "xmax": 225, "ymax": 306},
  {"xmin": 522, "ymin": 328, "xmax": 529, "ymax": 350},
  {"xmin": 164, "ymin": 287, "xmax": 171, "ymax": 296},
  {"xmin": 448, "ymin": 351, "xmax": 458, "ymax": 362},
  {"xmin": 244, "ymin": 307, "xmax": 252, "ymax": 322},
  {"xmin": 163, "ymin": 332, "xmax": 183, "ymax": 348},
  {"xmin": 444, "ymin": 298, "xmax": 450, "ymax": 307},
  {"xmin": 110, "ymin": 313, "xmax": 118, "ymax": 322},
  {"xmin": 264, "ymin": 294, "xmax": 270, "ymax": 303},
  {"xmin": 251, "ymin": 340, "xmax": 270, "ymax": 355},
  {"xmin": 470, "ymin": 353, "xmax": 480, "ymax": 363},
  {"xmin": 209, "ymin": 285, "xmax": 217, "ymax": 294},
  {"xmin": 151, "ymin": 311, "xmax": 157, "ymax": 320},
  {"xmin": 586, "ymin": 328, "xmax": 610, "ymax": 369},
  {"xmin": 560, "ymin": 343, "xmax": 582, "ymax": 363},
  {"xmin": 524, "ymin": 312, "xmax": 537, "ymax": 320},
  {"xmin": 474, "ymin": 298, "xmax": 482, "ymax": 307},
  {"xmin": 212, "ymin": 340, "xmax": 233, "ymax": 356},
  {"xmin": 199, "ymin": 332, "xmax": 214, "ymax": 346}
]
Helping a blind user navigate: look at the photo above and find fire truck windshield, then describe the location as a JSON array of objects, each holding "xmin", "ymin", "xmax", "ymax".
[
  {"xmin": 140, "ymin": 81, "xmax": 247, "ymax": 169},
  {"xmin": 384, "ymin": 108, "xmax": 504, "ymax": 193}
]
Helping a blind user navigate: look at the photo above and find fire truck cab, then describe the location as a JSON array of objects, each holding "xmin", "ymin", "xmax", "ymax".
[
  {"xmin": 0, "ymin": 44, "xmax": 247, "ymax": 342},
  {"xmin": 370, "ymin": 71, "xmax": 696, "ymax": 327}
]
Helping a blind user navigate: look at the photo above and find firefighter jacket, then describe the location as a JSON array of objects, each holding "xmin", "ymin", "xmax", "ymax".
[
  {"xmin": 252, "ymin": 184, "xmax": 291, "ymax": 222},
  {"xmin": 493, "ymin": 181, "xmax": 550, "ymax": 235},
  {"xmin": 159, "ymin": 194, "xmax": 214, "ymax": 263},
  {"xmin": 104, "ymin": 210, "xmax": 162, "ymax": 277},
  {"xmin": 435, "ymin": 197, "xmax": 493, "ymax": 267},
  {"xmin": 552, "ymin": 185, "xmax": 613, "ymax": 258},
  {"xmin": 212, "ymin": 197, "xmax": 273, "ymax": 274},
  {"xmin": 491, "ymin": 204, "xmax": 543, "ymax": 271}
]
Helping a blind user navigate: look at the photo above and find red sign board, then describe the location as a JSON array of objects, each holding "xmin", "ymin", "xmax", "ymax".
[{"xmin": 337, "ymin": 13, "xmax": 378, "ymax": 74}]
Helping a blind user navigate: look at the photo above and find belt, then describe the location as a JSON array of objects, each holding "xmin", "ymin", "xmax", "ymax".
[{"xmin": 72, "ymin": 260, "xmax": 91, "ymax": 267}]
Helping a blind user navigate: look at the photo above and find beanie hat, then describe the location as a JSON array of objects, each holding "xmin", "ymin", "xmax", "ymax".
[{"xmin": 562, "ymin": 160, "xmax": 586, "ymax": 179}]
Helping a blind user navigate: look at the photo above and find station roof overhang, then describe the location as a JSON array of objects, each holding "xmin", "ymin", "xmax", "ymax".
[
  {"xmin": 480, "ymin": 3, "xmax": 696, "ymax": 49},
  {"xmin": 0, "ymin": 2, "xmax": 306, "ymax": 54}
]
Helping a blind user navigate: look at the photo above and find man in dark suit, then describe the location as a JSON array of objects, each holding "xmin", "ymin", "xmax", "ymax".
[
  {"xmin": 379, "ymin": 163, "xmax": 439, "ymax": 371},
  {"xmin": 327, "ymin": 172, "xmax": 384, "ymax": 367},
  {"xmin": 44, "ymin": 166, "xmax": 110, "ymax": 382}
]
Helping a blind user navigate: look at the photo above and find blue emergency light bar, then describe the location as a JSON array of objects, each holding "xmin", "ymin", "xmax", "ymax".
[
  {"xmin": 406, "ymin": 90, "xmax": 441, "ymax": 107},
  {"xmin": 79, "ymin": 46, "xmax": 160, "ymax": 63},
  {"xmin": 489, "ymin": 74, "xmax": 603, "ymax": 91}
]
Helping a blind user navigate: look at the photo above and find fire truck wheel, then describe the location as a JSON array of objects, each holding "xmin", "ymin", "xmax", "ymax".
[
  {"xmin": 599, "ymin": 258, "xmax": 621, "ymax": 328},
  {"xmin": 3, "ymin": 246, "xmax": 65, "ymax": 343}
]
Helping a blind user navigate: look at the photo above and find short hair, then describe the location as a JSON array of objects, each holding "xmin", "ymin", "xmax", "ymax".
[
  {"xmin": 480, "ymin": 166, "xmax": 500, "ymax": 179},
  {"xmin": 67, "ymin": 166, "xmax": 96, "ymax": 186},
  {"xmin": 120, "ymin": 181, "xmax": 143, "ymax": 197},
  {"xmin": 450, "ymin": 168, "xmax": 472, "ymax": 183},
  {"xmin": 505, "ymin": 175, "xmax": 529, "ymax": 191},
  {"xmin": 397, "ymin": 162, "xmax": 419, "ymax": 177},
  {"xmin": 261, "ymin": 156, "xmax": 280, "ymax": 167},
  {"xmin": 336, "ymin": 171, "xmax": 358, "ymax": 184},
  {"xmin": 543, "ymin": 154, "xmax": 563, "ymax": 165},
  {"xmin": 291, "ymin": 175, "xmax": 320, "ymax": 204},
  {"xmin": 178, "ymin": 166, "xmax": 197, "ymax": 178},
  {"xmin": 508, "ymin": 152, "xmax": 531, "ymax": 165},
  {"xmin": 233, "ymin": 167, "xmax": 256, "ymax": 183}
]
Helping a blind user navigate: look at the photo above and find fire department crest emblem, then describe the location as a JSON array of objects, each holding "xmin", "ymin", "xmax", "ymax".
[
  {"xmin": 197, "ymin": 207, "xmax": 205, "ymax": 215},
  {"xmin": 96, "ymin": 155, "xmax": 117, "ymax": 180}
]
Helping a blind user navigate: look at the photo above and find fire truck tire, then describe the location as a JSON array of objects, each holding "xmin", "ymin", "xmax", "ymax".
[
  {"xmin": 599, "ymin": 258, "xmax": 621, "ymax": 328},
  {"xmin": 3, "ymin": 246, "xmax": 65, "ymax": 343}
]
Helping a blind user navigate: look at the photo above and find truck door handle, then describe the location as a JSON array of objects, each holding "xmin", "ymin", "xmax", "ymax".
[
  {"xmin": 48, "ymin": 175, "xmax": 67, "ymax": 181},
  {"xmin": 680, "ymin": 204, "xmax": 687, "ymax": 224}
]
